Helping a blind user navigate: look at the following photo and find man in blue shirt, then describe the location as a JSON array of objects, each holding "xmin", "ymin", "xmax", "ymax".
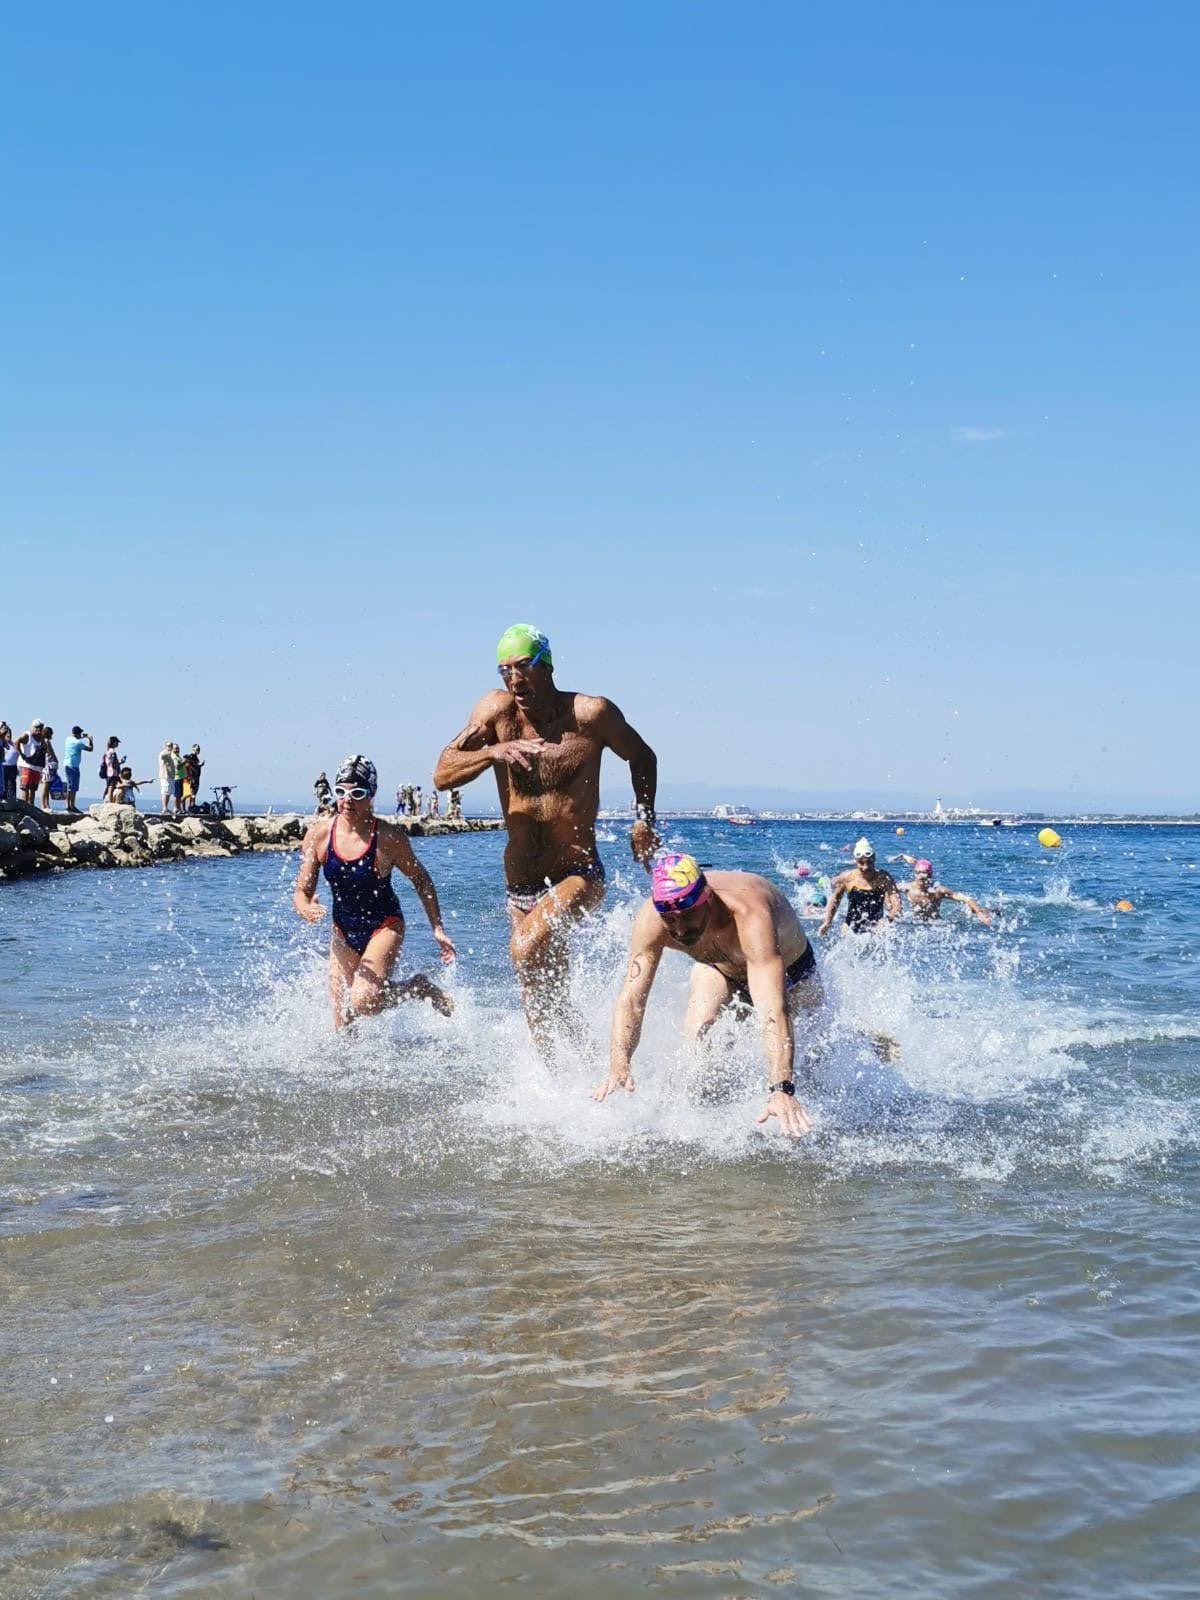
[{"xmin": 62, "ymin": 726, "xmax": 93, "ymax": 814}]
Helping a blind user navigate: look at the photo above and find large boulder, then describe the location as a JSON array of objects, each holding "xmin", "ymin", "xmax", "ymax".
[
  {"xmin": 0, "ymin": 824, "xmax": 21, "ymax": 858},
  {"xmin": 219, "ymin": 817, "xmax": 256, "ymax": 847},
  {"xmin": 257, "ymin": 813, "xmax": 305, "ymax": 845},
  {"xmin": 87, "ymin": 803, "xmax": 147, "ymax": 839},
  {"xmin": 68, "ymin": 833, "xmax": 110, "ymax": 863},
  {"xmin": 15, "ymin": 815, "xmax": 49, "ymax": 848}
]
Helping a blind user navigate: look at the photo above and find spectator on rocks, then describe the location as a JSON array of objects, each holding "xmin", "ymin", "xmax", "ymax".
[
  {"xmin": 426, "ymin": 789, "xmax": 440, "ymax": 819},
  {"xmin": 395, "ymin": 784, "xmax": 407, "ymax": 816},
  {"xmin": 112, "ymin": 766, "xmax": 151, "ymax": 807},
  {"xmin": 62, "ymin": 726, "xmax": 93, "ymax": 814},
  {"xmin": 183, "ymin": 745, "xmax": 204, "ymax": 812},
  {"xmin": 447, "ymin": 788, "xmax": 463, "ymax": 821},
  {"xmin": 170, "ymin": 743, "xmax": 185, "ymax": 817},
  {"xmin": 17, "ymin": 722, "xmax": 48, "ymax": 805},
  {"xmin": 39, "ymin": 728, "xmax": 61, "ymax": 810},
  {"xmin": 411, "ymin": 785, "xmax": 422, "ymax": 818},
  {"xmin": 100, "ymin": 737, "xmax": 122, "ymax": 803},
  {"xmin": 159, "ymin": 741, "xmax": 175, "ymax": 814},
  {"xmin": 0, "ymin": 723, "xmax": 18, "ymax": 802},
  {"xmin": 314, "ymin": 771, "xmax": 333, "ymax": 814}
]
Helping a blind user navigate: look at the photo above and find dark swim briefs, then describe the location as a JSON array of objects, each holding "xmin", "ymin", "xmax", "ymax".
[
  {"xmin": 506, "ymin": 859, "xmax": 606, "ymax": 915},
  {"xmin": 722, "ymin": 942, "xmax": 818, "ymax": 1009}
]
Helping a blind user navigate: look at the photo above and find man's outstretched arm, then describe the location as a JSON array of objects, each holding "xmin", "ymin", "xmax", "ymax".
[
  {"xmin": 743, "ymin": 929, "xmax": 813, "ymax": 1139},
  {"xmin": 593, "ymin": 912, "xmax": 665, "ymax": 1101}
]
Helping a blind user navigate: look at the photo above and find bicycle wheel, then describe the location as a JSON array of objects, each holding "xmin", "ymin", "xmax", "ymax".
[{"xmin": 219, "ymin": 795, "xmax": 234, "ymax": 818}]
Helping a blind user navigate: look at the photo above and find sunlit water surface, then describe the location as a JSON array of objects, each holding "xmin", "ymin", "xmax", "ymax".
[{"xmin": 2, "ymin": 821, "xmax": 1199, "ymax": 1597}]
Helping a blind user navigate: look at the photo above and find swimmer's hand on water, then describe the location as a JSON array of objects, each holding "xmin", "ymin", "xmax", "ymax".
[
  {"xmin": 431, "ymin": 924, "xmax": 457, "ymax": 963},
  {"xmin": 757, "ymin": 1087, "xmax": 814, "ymax": 1139},
  {"xmin": 591, "ymin": 1066, "xmax": 635, "ymax": 1102},
  {"xmin": 490, "ymin": 738, "xmax": 549, "ymax": 772},
  {"xmin": 295, "ymin": 896, "xmax": 326, "ymax": 925}
]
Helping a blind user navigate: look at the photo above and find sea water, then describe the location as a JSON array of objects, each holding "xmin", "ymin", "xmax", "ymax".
[{"xmin": 2, "ymin": 820, "xmax": 1198, "ymax": 1598}]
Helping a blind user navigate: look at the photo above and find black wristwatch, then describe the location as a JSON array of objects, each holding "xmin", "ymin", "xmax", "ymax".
[{"xmin": 768, "ymin": 1080, "xmax": 796, "ymax": 1096}]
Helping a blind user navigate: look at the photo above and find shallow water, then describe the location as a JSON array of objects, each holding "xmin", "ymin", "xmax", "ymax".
[{"xmin": 3, "ymin": 821, "xmax": 1199, "ymax": 1597}]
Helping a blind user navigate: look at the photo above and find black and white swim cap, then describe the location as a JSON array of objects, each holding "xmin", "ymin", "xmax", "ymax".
[{"xmin": 335, "ymin": 754, "xmax": 378, "ymax": 795}]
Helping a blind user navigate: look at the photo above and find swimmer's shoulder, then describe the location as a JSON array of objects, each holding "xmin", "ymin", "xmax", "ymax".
[
  {"xmin": 471, "ymin": 687, "xmax": 513, "ymax": 727},
  {"xmin": 302, "ymin": 814, "xmax": 333, "ymax": 855},
  {"xmin": 374, "ymin": 816, "xmax": 416, "ymax": 858}
]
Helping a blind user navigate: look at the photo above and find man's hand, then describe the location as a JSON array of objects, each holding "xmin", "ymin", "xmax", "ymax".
[
  {"xmin": 432, "ymin": 925, "xmax": 457, "ymax": 963},
  {"xmin": 295, "ymin": 897, "xmax": 326, "ymax": 925},
  {"xmin": 756, "ymin": 1088, "xmax": 813, "ymax": 1139},
  {"xmin": 816, "ymin": 919, "xmax": 833, "ymax": 938},
  {"xmin": 629, "ymin": 818, "xmax": 660, "ymax": 868},
  {"xmin": 490, "ymin": 738, "xmax": 548, "ymax": 772},
  {"xmin": 592, "ymin": 1066, "xmax": 635, "ymax": 1102}
]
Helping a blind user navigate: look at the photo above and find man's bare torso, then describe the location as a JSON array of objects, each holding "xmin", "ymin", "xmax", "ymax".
[{"xmin": 490, "ymin": 691, "xmax": 606, "ymax": 885}]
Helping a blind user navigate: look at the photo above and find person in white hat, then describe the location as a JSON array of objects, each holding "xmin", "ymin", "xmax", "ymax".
[{"xmin": 817, "ymin": 838, "xmax": 901, "ymax": 936}]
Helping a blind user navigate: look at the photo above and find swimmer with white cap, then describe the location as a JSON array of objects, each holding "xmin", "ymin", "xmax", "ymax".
[
  {"xmin": 817, "ymin": 838, "xmax": 901, "ymax": 936},
  {"xmin": 433, "ymin": 624, "xmax": 661, "ymax": 1056},
  {"xmin": 896, "ymin": 854, "xmax": 992, "ymax": 925},
  {"xmin": 593, "ymin": 853, "xmax": 822, "ymax": 1139}
]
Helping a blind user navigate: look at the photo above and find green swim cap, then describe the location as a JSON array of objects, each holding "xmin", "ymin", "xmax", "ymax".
[{"xmin": 496, "ymin": 623, "xmax": 552, "ymax": 666}]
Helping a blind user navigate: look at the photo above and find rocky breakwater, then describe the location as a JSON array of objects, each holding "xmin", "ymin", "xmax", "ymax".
[
  {"xmin": 0, "ymin": 805, "xmax": 502, "ymax": 881},
  {"xmin": 0, "ymin": 804, "xmax": 310, "ymax": 879}
]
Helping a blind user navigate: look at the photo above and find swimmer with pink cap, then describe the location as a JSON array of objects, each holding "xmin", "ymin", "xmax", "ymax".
[
  {"xmin": 651, "ymin": 852, "xmax": 713, "ymax": 914},
  {"xmin": 595, "ymin": 852, "xmax": 825, "ymax": 1139},
  {"xmin": 895, "ymin": 853, "xmax": 992, "ymax": 926}
]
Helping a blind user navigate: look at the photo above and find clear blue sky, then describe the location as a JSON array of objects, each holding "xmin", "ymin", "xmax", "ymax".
[{"xmin": 3, "ymin": 3, "xmax": 1196, "ymax": 809}]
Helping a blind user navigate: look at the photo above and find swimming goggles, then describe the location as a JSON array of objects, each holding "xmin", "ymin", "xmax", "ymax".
[
  {"xmin": 497, "ymin": 645, "xmax": 547, "ymax": 681},
  {"xmin": 334, "ymin": 784, "xmax": 372, "ymax": 800}
]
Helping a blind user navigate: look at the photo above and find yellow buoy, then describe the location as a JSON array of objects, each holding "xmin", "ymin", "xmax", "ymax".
[
  {"xmin": 895, "ymin": 826, "xmax": 905, "ymax": 835},
  {"xmin": 1038, "ymin": 827, "xmax": 1062, "ymax": 849},
  {"xmin": 1114, "ymin": 899, "xmax": 1134, "ymax": 912}
]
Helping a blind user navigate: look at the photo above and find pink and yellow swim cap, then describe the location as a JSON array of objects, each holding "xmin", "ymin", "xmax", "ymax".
[
  {"xmin": 914, "ymin": 859, "xmax": 933, "ymax": 877},
  {"xmin": 651, "ymin": 852, "xmax": 711, "ymax": 913}
]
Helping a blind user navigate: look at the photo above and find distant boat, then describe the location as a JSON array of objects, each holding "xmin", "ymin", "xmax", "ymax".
[{"xmin": 712, "ymin": 804, "xmax": 756, "ymax": 825}]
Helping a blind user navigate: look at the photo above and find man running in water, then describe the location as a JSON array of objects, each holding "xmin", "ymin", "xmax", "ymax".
[
  {"xmin": 593, "ymin": 854, "xmax": 819, "ymax": 1139},
  {"xmin": 433, "ymin": 624, "xmax": 660, "ymax": 1051},
  {"xmin": 818, "ymin": 838, "xmax": 901, "ymax": 937},
  {"xmin": 293, "ymin": 756, "xmax": 456, "ymax": 1029},
  {"xmin": 896, "ymin": 856, "xmax": 992, "ymax": 925}
]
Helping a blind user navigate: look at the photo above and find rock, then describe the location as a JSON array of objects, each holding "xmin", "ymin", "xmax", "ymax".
[
  {"xmin": 68, "ymin": 834, "xmax": 110, "ymax": 863},
  {"xmin": 219, "ymin": 817, "xmax": 256, "ymax": 847},
  {"xmin": 87, "ymin": 803, "xmax": 147, "ymax": 839},
  {"xmin": 15, "ymin": 816, "xmax": 49, "ymax": 847},
  {"xmin": 0, "ymin": 825, "xmax": 20, "ymax": 858}
]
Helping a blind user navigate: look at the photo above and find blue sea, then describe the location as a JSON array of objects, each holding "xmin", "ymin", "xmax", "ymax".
[{"xmin": 2, "ymin": 818, "xmax": 1198, "ymax": 1598}]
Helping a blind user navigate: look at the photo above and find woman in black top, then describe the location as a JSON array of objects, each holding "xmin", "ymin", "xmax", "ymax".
[{"xmin": 817, "ymin": 838, "xmax": 901, "ymax": 936}]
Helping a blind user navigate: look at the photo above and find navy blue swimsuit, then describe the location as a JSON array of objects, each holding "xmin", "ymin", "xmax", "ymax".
[{"xmin": 323, "ymin": 821, "xmax": 403, "ymax": 954}]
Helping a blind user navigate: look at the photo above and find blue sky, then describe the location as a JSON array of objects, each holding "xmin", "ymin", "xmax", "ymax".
[{"xmin": 3, "ymin": 3, "xmax": 1196, "ymax": 809}]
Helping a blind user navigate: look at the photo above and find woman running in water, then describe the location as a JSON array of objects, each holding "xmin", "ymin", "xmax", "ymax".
[
  {"xmin": 293, "ymin": 755, "xmax": 456, "ymax": 1028},
  {"xmin": 817, "ymin": 838, "xmax": 901, "ymax": 937}
]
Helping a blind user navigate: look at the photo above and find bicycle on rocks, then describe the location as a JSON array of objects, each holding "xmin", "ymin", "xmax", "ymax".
[{"xmin": 199, "ymin": 785, "xmax": 236, "ymax": 818}]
